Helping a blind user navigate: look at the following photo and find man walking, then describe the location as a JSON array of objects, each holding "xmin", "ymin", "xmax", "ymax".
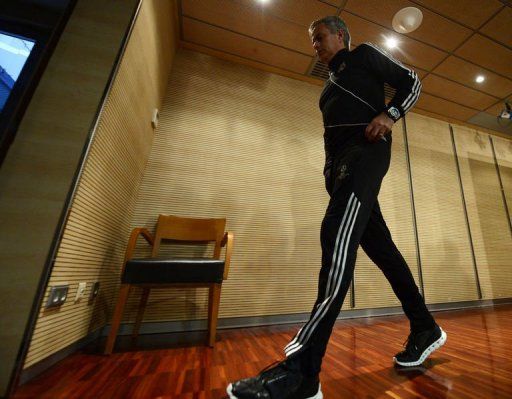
[{"xmin": 227, "ymin": 16, "xmax": 446, "ymax": 399}]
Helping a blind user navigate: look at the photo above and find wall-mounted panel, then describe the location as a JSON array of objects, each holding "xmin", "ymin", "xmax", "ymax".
[
  {"xmin": 23, "ymin": 0, "xmax": 176, "ymax": 369},
  {"xmin": 406, "ymin": 114, "xmax": 478, "ymax": 303},
  {"xmin": 492, "ymin": 136, "xmax": 512, "ymax": 231},
  {"xmin": 128, "ymin": 49, "xmax": 355, "ymax": 324},
  {"xmin": 453, "ymin": 126, "xmax": 512, "ymax": 299}
]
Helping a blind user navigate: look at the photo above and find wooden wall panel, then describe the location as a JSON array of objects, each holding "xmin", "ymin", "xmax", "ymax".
[
  {"xmin": 407, "ymin": 114, "xmax": 478, "ymax": 303},
  {"xmin": 23, "ymin": 0, "xmax": 177, "ymax": 369},
  {"xmin": 0, "ymin": 0, "xmax": 138, "ymax": 391},
  {"xmin": 453, "ymin": 126, "xmax": 512, "ymax": 299},
  {"xmin": 8, "ymin": 2, "xmax": 510, "ymax": 377},
  {"xmin": 493, "ymin": 136, "xmax": 512, "ymax": 230},
  {"xmin": 126, "ymin": 50, "xmax": 511, "ymax": 328},
  {"xmin": 354, "ymin": 120, "xmax": 421, "ymax": 309},
  {"xmin": 127, "ymin": 49, "xmax": 351, "ymax": 324}
]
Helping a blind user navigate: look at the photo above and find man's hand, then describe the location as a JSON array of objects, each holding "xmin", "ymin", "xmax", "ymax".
[{"xmin": 365, "ymin": 112, "xmax": 394, "ymax": 142}]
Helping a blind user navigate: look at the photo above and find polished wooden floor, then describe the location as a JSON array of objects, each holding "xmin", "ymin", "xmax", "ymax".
[{"xmin": 13, "ymin": 304, "xmax": 512, "ymax": 398}]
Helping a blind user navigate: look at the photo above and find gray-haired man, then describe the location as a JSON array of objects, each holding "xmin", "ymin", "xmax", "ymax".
[{"xmin": 227, "ymin": 16, "xmax": 446, "ymax": 399}]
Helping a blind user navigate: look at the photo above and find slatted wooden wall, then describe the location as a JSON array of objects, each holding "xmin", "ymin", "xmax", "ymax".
[
  {"xmin": 452, "ymin": 126, "xmax": 512, "ymax": 299},
  {"xmin": 493, "ymin": 136, "xmax": 512, "ymax": 231},
  {"xmin": 125, "ymin": 50, "xmax": 511, "ymax": 328},
  {"xmin": 126, "ymin": 49, "xmax": 345, "ymax": 323},
  {"xmin": 407, "ymin": 114, "xmax": 479, "ymax": 303},
  {"xmin": 23, "ymin": 41, "xmax": 511, "ymax": 368},
  {"xmin": 23, "ymin": 0, "xmax": 177, "ymax": 368},
  {"xmin": 0, "ymin": 0, "xmax": 139, "ymax": 390}
]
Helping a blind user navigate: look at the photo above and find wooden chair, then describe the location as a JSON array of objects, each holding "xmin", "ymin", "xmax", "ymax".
[{"xmin": 104, "ymin": 214, "xmax": 234, "ymax": 354}]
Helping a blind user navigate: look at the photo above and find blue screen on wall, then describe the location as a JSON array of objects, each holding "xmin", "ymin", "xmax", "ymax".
[{"xmin": 0, "ymin": 32, "xmax": 35, "ymax": 113}]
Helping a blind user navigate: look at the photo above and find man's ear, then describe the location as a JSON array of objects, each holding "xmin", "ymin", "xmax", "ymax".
[{"xmin": 337, "ymin": 29, "xmax": 344, "ymax": 44}]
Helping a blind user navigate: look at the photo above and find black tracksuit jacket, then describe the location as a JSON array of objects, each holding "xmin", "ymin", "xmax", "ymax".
[{"xmin": 320, "ymin": 42, "xmax": 421, "ymax": 156}]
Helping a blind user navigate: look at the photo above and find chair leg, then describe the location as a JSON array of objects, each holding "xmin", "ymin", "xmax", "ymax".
[
  {"xmin": 207, "ymin": 283, "xmax": 222, "ymax": 347},
  {"xmin": 132, "ymin": 288, "xmax": 150, "ymax": 342},
  {"xmin": 104, "ymin": 284, "xmax": 131, "ymax": 355}
]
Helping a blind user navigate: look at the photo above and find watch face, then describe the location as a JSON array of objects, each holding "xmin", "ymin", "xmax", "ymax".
[{"xmin": 388, "ymin": 107, "xmax": 400, "ymax": 120}]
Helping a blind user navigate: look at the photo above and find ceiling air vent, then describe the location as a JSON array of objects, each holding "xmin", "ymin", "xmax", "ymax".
[
  {"xmin": 309, "ymin": 59, "xmax": 330, "ymax": 80},
  {"xmin": 308, "ymin": 58, "xmax": 397, "ymax": 100}
]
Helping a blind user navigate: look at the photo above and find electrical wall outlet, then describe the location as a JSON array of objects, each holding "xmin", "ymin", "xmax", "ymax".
[
  {"xmin": 46, "ymin": 285, "xmax": 69, "ymax": 308},
  {"xmin": 75, "ymin": 282, "xmax": 87, "ymax": 302},
  {"xmin": 89, "ymin": 282, "xmax": 100, "ymax": 302}
]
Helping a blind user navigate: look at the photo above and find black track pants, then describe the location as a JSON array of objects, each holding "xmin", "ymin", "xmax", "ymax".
[{"xmin": 284, "ymin": 133, "xmax": 435, "ymax": 375}]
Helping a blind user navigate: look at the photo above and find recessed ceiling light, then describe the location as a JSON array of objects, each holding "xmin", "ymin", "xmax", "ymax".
[
  {"xmin": 257, "ymin": 0, "xmax": 270, "ymax": 4},
  {"xmin": 385, "ymin": 37, "xmax": 398, "ymax": 49},
  {"xmin": 475, "ymin": 75, "xmax": 485, "ymax": 83}
]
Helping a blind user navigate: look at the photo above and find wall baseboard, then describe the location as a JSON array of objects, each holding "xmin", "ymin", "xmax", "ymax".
[
  {"xmin": 102, "ymin": 297, "xmax": 512, "ymax": 336},
  {"xmin": 19, "ymin": 328, "xmax": 102, "ymax": 385},
  {"xmin": 20, "ymin": 298, "xmax": 512, "ymax": 385}
]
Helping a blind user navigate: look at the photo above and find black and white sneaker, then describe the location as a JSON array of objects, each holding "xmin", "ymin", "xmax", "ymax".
[
  {"xmin": 394, "ymin": 325, "xmax": 447, "ymax": 367},
  {"xmin": 226, "ymin": 359, "xmax": 323, "ymax": 399}
]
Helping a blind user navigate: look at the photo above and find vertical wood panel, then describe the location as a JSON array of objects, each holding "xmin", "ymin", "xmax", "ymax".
[
  {"xmin": 453, "ymin": 126, "xmax": 512, "ymax": 299},
  {"xmin": 10, "ymin": 1, "xmax": 511, "ymax": 378},
  {"xmin": 407, "ymin": 114, "xmax": 478, "ymax": 303},
  {"xmin": 493, "ymin": 136, "xmax": 512, "ymax": 232},
  {"xmin": 0, "ymin": 0, "xmax": 139, "ymax": 389},
  {"xmin": 127, "ymin": 51, "xmax": 512, "ymax": 328},
  {"xmin": 128, "ymin": 49, "xmax": 346, "ymax": 324},
  {"xmin": 23, "ymin": 0, "xmax": 176, "ymax": 368}
]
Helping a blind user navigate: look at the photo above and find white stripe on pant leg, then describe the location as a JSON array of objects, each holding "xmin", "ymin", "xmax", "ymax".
[
  {"xmin": 284, "ymin": 295, "xmax": 333, "ymax": 354},
  {"xmin": 285, "ymin": 198, "xmax": 359, "ymax": 355},
  {"xmin": 284, "ymin": 326, "xmax": 303, "ymax": 352},
  {"xmin": 285, "ymin": 197, "xmax": 361, "ymax": 356},
  {"xmin": 326, "ymin": 198, "xmax": 359, "ymax": 302},
  {"xmin": 284, "ymin": 194, "xmax": 356, "ymax": 352},
  {"xmin": 288, "ymin": 200, "xmax": 360, "ymax": 355},
  {"xmin": 325, "ymin": 193, "xmax": 356, "ymax": 298},
  {"xmin": 286, "ymin": 203, "xmax": 361, "ymax": 356},
  {"xmin": 285, "ymin": 197, "xmax": 358, "ymax": 354},
  {"xmin": 286, "ymin": 199, "xmax": 361, "ymax": 357}
]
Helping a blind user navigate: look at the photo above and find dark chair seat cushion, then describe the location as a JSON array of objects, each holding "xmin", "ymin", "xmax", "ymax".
[{"xmin": 122, "ymin": 257, "xmax": 225, "ymax": 284}]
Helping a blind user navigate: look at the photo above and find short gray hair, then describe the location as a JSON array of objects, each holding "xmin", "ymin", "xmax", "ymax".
[{"xmin": 309, "ymin": 16, "xmax": 351, "ymax": 49}]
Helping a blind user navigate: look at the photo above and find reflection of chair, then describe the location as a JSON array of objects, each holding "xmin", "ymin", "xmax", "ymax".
[{"xmin": 104, "ymin": 214, "xmax": 234, "ymax": 354}]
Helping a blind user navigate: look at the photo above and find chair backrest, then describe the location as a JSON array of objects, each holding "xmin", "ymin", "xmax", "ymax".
[{"xmin": 152, "ymin": 215, "xmax": 226, "ymax": 259}]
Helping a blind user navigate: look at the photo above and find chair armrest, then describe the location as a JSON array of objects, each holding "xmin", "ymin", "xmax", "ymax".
[
  {"xmin": 221, "ymin": 232, "xmax": 234, "ymax": 280},
  {"xmin": 123, "ymin": 228, "xmax": 154, "ymax": 265}
]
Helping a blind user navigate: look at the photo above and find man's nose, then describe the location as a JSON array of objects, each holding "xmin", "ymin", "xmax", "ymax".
[{"xmin": 313, "ymin": 41, "xmax": 320, "ymax": 50}]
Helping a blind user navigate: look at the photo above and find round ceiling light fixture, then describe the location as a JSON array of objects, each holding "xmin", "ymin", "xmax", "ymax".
[{"xmin": 392, "ymin": 7, "xmax": 423, "ymax": 34}]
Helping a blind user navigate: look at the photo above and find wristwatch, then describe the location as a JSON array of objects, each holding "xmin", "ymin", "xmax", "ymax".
[{"xmin": 386, "ymin": 106, "xmax": 401, "ymax": 122}]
